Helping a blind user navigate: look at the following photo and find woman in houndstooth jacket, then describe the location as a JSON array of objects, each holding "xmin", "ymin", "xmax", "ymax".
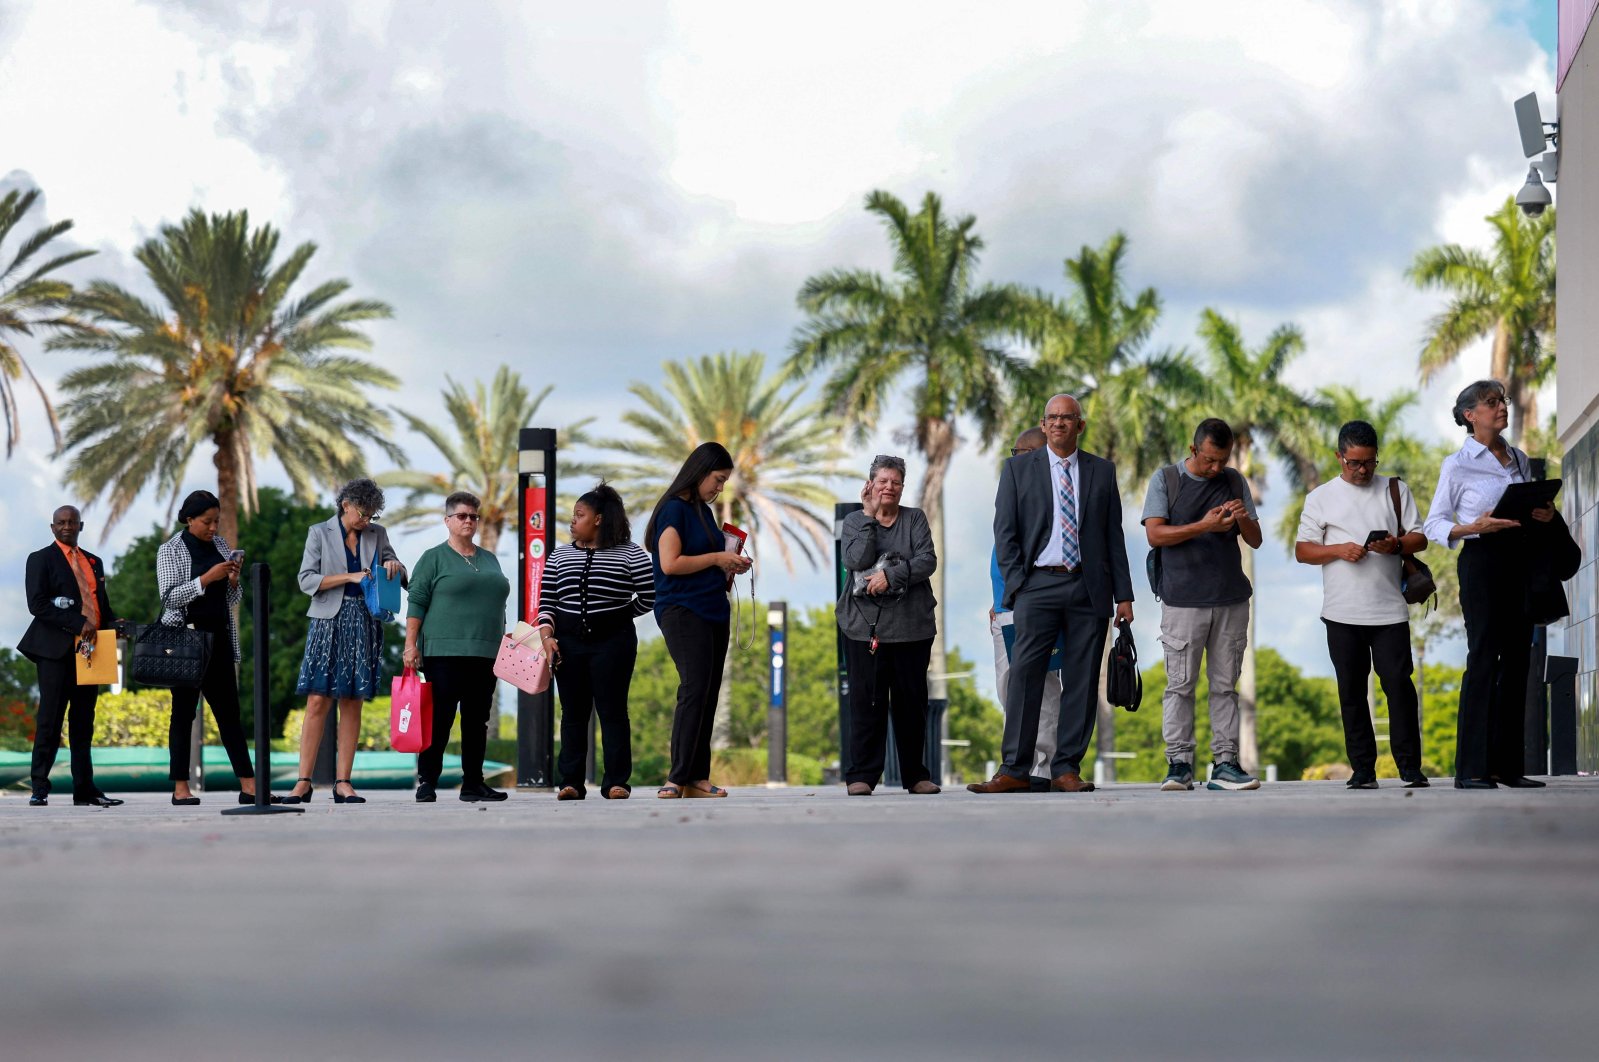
[{"xmin": 155, "ymin": 490, "xmax": 281, "ymax": 806}]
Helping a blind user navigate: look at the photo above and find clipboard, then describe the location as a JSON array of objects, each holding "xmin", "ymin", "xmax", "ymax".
[
  {"xmin": 74, "ymin": 629, "xmax": 119, "ymax": 685},
  {"xmin": 371, "ymin": 566, "xmax": 403, "ymax": 612},
  {"xmin": 1491, "ymin": 479, "xmax": 1561, "ymax": 521}
]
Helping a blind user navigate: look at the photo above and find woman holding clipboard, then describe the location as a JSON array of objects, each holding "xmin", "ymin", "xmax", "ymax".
[{"xmin": 1423, "ymin": 380, "xmax": 1557, "ymax": 789}]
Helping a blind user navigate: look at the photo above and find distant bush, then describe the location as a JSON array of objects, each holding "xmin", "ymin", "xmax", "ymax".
[
  {"xmin": 283, "ymin": 698, "xmax": 397, "ymax": 752},
  {"xmin": 92, "ymin": 689, "xmax": 222, "ymax": 748},
  {"xmin": 0, "ymin": 700, "xmax": 35, "ymax": 751}
]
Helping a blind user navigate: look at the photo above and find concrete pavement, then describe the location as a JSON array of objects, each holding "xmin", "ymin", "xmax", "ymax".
[{"xmin": 1, "ymin": 778, "xmax": 1595, "ymax": 1060}]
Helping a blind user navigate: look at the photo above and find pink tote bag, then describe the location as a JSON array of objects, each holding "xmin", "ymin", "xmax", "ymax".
[
  {"xmin": 493, "ymin": 629, "xmax": 551, "ymax": 694},
  {"xmin": 390, "ymin": 667, "xmax": 433, "ymax": 753}
]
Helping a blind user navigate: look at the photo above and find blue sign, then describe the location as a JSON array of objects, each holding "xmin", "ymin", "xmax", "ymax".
[{"xmin": 769, "ymin": 629, "xmax": 785, "ymax": 710}]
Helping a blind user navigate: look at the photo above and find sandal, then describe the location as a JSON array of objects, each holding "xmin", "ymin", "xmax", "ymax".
[
  {"xmin": 604, "ymin": 786, "xmax": 630, "ymax": 800},
  {"xmin": 556, "ymin": 786, "xmax": 583, "ymax": 801},
  {"xmin": 682, "ymin": 783, "xmax": 728, "ymax": 799},
  {"xmin": 655, "ymin": 784, "xmax": 683, "ymax": 799}
]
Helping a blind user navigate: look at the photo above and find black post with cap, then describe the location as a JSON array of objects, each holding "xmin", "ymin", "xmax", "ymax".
[{"xmin": 221, "ymin": 562, "xmax": 302, "ymax": 816}]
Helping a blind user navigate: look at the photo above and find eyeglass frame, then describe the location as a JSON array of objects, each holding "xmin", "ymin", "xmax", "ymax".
[{"xmin": 447, "ymin": 511, "xmax": 482, "ymax": 522}]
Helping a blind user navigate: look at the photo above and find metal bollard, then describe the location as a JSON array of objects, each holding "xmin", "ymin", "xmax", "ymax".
[{"xmin": 221, "ymin": 562, "xmax": 303, "ymax": 816}]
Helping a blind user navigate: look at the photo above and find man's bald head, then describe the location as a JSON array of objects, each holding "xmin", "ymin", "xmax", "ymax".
[
  {"xmin": 1013, "ymin": 427, "xmax": 1045, "ymax": 451},
  {"xmin": 51, "ymin": 506, "xmax": 83, "ymax": 547}
]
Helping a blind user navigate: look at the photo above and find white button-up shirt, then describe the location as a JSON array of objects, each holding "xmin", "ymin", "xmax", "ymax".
[
  {"xmin": 1423, "ymin": 436, "xmax": 1531, "ymax": 549},
  {"xmin": 1033, "ymin": 447, "xmax": 1082, "ymax": 567}
]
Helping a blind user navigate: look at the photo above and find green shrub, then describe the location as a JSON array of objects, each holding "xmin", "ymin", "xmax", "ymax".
[
  {"xmin": 92, "ymin": 689, "xmax": 222, "ymax": 747},
  {"xmin": 283, "ymin": 698, "xmax": 399, "ymax": 752}
]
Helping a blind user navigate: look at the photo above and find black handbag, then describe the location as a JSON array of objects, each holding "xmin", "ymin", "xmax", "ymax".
[
  {"xmin": 130, "ymin": 588, "xmax": 214, "ymax": 689},
  {"xmin": 1106, "ymin": 620, "xmax": 1142, "ymax": 712},
  {"xmin": 1389, "ymin": 477, "xmax": 1436, "ymax": 606}
]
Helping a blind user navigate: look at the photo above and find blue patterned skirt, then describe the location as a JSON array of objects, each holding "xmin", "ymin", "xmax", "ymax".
[{"xmin": 295, "ymin": 596, "xmax": 385, "ymax": 699}]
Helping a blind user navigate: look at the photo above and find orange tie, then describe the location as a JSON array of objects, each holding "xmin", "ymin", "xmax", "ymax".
[{"xmin": 67, "ymin": 548, "xmax": 100, "ymax": 629}]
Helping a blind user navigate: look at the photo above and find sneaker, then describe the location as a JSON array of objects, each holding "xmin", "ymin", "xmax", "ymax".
[
  {"xmin": 1207, "ymin": 760, "xmax": 1260, "ymax": 791},
  {"xmin": 459, "ymin": 781, "xmax": 509, "ymax": 802},
  {"xmin": 415, "ymin": 782, "xmax": 436, "ymax": 803},
  {"xmin": 1160, "ymin": 761, "xmax": 1194, "ymax": 791},
  {"xmin": 1400, "ymin": 771, "xmax": 1431, "ymax": 789},
  {"xmin": 1346, "ymin": 770, "xmax": 1379, "ymax": 789}
]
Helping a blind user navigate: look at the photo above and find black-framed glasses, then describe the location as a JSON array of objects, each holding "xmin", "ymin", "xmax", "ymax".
[
  {"xmin": 448, "ymin": 512, "xmax": 482, "ymax": 522},
  {"xmin": 1043, "ymin": 413, "xmax": 1081, "ymax": 424},
  {"xmin": 1338, "ymin": 455, "xmax": 1379, "ymax": 471},
  {"xmin": 1476, "ymin": 394, "xmax": 1507, "ymax": 409}
]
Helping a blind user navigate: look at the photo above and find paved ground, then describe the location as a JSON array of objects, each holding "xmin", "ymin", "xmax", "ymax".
[{"xmin": 1, "ymin": 777, "xmax": 1595, "ymax": 1061}]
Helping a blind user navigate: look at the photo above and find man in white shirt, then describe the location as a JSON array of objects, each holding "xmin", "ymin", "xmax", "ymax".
[{"xmin": 1295, "ymin": 420, "xmax": 1429, "ymax": 789}]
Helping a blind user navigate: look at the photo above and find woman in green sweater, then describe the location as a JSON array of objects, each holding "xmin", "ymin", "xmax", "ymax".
[{"xmin": 401, "ymin": 491, "xmax": 512, "ymax": 802}]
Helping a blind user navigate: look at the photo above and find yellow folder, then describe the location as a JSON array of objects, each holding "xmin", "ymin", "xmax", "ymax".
[{"xmin": 74, "ymin": 629, "xmax": 119, "ymax": 685}]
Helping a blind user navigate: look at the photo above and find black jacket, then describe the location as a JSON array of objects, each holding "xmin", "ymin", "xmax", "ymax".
[
  {"xmin": 992, "ymin": 445, "xmax": 1134, "ymax": 616},
  {"xmin": 17, "ymin": 544, "xmax": 117, "ymax": 663},
  {"xmin": 1525, "ymin": 510, "xmax": 1582, "ymax": 626}
]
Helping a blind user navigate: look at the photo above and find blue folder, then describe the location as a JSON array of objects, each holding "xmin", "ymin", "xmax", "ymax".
[{"xmin": 370, "ymin": 566, "xmax": 402, "ymax": 613}]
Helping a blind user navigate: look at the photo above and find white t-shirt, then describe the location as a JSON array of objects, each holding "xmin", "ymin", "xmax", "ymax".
[{"xmin": 1296, "ymin": 475, "xmax": 1421, "ymax": 626}]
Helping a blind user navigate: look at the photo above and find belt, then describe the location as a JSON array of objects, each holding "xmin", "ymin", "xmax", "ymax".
[{"xmin": 1035, "ymin": 564, "xmax": 1081, "ymax": 575}]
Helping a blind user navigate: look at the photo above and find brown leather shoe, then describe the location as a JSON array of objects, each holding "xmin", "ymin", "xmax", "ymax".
[
  {"xmin": 1049, "ymin": 772, "xmax": 1096, "ymax": 793},
  {"xmin": 908, "ymin": 780, "xmax": 941, "ymax": 795},
  {"xmin": 966, "ymin": 773, "xmax": 1031, "ymax": 794},
  {"xmin": 846, "ymin": 782, "xmax": 873, "ymax": 796}
]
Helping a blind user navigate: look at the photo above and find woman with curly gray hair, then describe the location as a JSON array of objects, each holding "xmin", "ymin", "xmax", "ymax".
[{"xmin": 286, "ymin": 478, "xmax": 407, "ymax": 804}]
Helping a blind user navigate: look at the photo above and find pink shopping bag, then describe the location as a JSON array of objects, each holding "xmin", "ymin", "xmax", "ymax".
[
  {"xmin": 390, "ymin": 667, "xmax": 433, "ymax": 753},
  {"xmin": 493, "ymin": 629, "xmax": 552, "ymax": 694}
]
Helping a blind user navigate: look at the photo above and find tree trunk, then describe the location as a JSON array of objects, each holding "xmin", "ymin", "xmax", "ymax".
[
  {"xmin": 1490, "ymin": 321, "xmax": 1512, "ymax": 387},
  {"xmin": 214, "ymin": 432, "xmax": 242, "ymax": 552},
  {"xmin": 1096, "ymin": 638, "xmax": 1115, "ymax": 783},
  {"xmin": 917, "ymin": 419, "xmax": 955, "ymax": 747},
  {"xmin": 1237, "ymin": 455, "xmax": 1262, "ymax": 774},
  {"xmin": 480, "ymin": 519, "xmax": 502, "ymax": 554},
  {"xmin": 711, "ymin": 494, "xmax": 738, "ymax": 750}
]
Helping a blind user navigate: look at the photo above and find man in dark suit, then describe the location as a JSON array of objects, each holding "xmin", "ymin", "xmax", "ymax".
[
  {"xmin": 17, "ymin": 506, "xmax": 125, "ymax": 807},
  {"xmin": 970, "ymin": 394, "xmax": 1135, "ymax": 794}
]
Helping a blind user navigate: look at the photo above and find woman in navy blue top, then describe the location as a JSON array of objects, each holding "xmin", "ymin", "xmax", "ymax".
[{"xmin": 644, "ymin": 442, "xmax": 751, "ymax": 798}]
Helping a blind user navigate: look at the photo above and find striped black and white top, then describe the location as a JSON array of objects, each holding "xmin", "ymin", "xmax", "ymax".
[{"xmin": 536, "ymin": 542, "xmax": 655, "ymax": 635}]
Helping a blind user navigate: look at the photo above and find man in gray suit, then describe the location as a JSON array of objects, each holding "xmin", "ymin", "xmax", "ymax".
[{"xmin": 970, "ymin": 394, "xmax": 1135, "ymax": 794}]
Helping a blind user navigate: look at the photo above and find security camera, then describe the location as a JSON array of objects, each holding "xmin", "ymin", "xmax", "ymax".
[{"xmin": 1517, "ymin": 165, "xmax": 1552, "ymax": 217}]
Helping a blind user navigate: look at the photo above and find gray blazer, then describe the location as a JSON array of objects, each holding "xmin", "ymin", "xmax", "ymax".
[
  {"xmin": 297, "ymin": 515, "xmax": 407, "ymax": 620},
  {"xmin": 992, "ymin": 445, "xmax": 1134, "ymax": 617}
]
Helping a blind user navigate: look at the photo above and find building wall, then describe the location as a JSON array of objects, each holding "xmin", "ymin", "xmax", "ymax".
[{"xmin": 1555, "ymin": 2, "xmax": 1599, "ymax": 773}]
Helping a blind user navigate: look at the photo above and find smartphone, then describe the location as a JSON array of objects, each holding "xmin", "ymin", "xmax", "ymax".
[
  {"xmin": 229, "ymin": 550, "xmax": 245, "ymax": 563},
  {"xmin": 1363, "ymin": 530, "xmax": 1388, "ymax": 546}
]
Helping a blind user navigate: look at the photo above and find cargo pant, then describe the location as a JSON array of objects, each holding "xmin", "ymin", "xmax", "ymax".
[
  {"xmin": 1158, "ymin": 601, "xmax": 1249, "ymax": 765},
  {"xmin": 990, "ymin": 612, "xmax": 1059, "ymax": 779}
]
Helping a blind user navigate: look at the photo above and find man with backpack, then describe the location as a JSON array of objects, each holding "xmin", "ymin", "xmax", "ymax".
[{"xmin": 1141, "ymin": 419, "xmax": 1262, "ymax": 792}]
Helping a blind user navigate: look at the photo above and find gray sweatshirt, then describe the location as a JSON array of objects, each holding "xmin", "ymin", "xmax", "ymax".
[{"xmin": 836, "ymin": 507, "xmax": 938, "ymax": 643}]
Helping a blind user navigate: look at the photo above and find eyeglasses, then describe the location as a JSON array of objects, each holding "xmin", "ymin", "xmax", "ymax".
[
  {"xmin": 1043, "ymin": 413, "xmax": 1081, "ymax": 424},
  {"xmin": 1476, "ymin": 394, "xmax": 1507, "ymax": 409},
  {"xmin": 1338, "ymin": 456, "xmax": 1378, "ymax": 471},
  {"xmin": 448, "ymin": 512, "xmax": 482, "ymax": 522},
  {"xmin": 1009, "ymin": 447, "xmax": 1038, "ymax": 457}
]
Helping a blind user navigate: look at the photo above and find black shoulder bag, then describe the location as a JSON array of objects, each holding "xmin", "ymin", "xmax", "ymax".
[
  {"xmin": 1106, "ymin": 620, "xmax": 1142, "ymax": 711},
  {"xmin": 130, "ymin": 587, "xmax": 214, "ymax": 689},
  {"xmin": 1388, "ymin": 477, "xmax": 1436, "ymax": 607}
]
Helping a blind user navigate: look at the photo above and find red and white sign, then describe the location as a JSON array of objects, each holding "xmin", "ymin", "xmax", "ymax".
[{"xmin": 523, "ymin": 486, "xmax": 547, "ymax": 625}]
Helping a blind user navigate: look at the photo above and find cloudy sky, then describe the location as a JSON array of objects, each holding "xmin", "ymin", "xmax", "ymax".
[{"xmin": 0, "ymin": 0, "xmax": 1558, "ymax": 705}]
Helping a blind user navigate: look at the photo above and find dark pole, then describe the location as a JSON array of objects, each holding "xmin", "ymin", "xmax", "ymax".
[
  {"xmin": 517, "ymin": 427, "xmax": 558, "ymax": 788},
  {"xmin": 221, "ymin": 563, "xmax": 301, "ymax": 815},
  {"xmin": 767, "ymin": 601, "xmax": 787, "ymax": 785},
  {"xmin": 834, "ymin": 502, "xmax": 861, "ymax": 782},
  {"xmin": 1546, "ymin": 655, "xmax": 1577, "ymax": 775},
  {"xmin": 1523, "ymin": 458, "xmax": 1549, "ymax": 776}
]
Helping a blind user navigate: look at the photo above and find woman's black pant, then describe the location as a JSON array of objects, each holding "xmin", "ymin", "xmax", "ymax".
[
  {"xmin": 1324, "ymin": 619, "xmax": 1421, "ymax": 775},
  {"xmin": 418, "ymin": 655, "xmax": 496, "ymax": 787},
  {"xmin": 555, "ymin": 620, "xmax": 638, "ymax": 796},
  {"xmin": 1456, "ymin": 535, "xmax": 1533, "ymax": 780},
  {"xmin": 169, "ymin": 636, "xmax": 253, "ymax": 783},
  {"xmin": 658, "ymin": 605, "xmax": 729, "ymax": 787},
  {"xmin": 843, "ymin": 635, "xmax": 933, "ymax": 789}
]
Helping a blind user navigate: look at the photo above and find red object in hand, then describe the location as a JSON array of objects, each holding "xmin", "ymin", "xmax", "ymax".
[
  {"xmin": 389, "ymin": 668, "xmax": 433, "ymax": 753},
  {"xmin": 722, "ymin": 522, "xmax": 748, "ymax": 589}
]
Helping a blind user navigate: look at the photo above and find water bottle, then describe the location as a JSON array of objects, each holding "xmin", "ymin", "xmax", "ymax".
[{"xmin": 52, "ymin": 596, "xmax": 75, "ymax": 609}]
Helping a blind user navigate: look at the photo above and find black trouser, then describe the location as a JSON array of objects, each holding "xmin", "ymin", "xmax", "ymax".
[
  {"xmin": 555, "ymin": 618, "xmax": 638, "ymax": 796},
  {"xmin": 169, "ymin": 640, "xmax": 254, "ymax": 783},
  {"xmin": 843, "ymin": 635, "xmax": 933, "ymax": 789},
  {"xmin": 658, "ymin": 605, "xmax": 729, "ymax": 787},
  {"xmin": 1002, "ymin": 569, "xmax": 1108, "ymax": 778},
  {"xmin": 1324, "ymin": 619, "xmax": 1421, "ymax": 776},
  {"xmin": 30, "ymin": 655, "xmax": 100, "ymax": 799},
  {"xmin": 417, "ymin": 655, "xmax": 496, "ymax": 787},
  {"xmin": 1456, "ymin": 536, "xmax": 1534, "ymax": 780}
]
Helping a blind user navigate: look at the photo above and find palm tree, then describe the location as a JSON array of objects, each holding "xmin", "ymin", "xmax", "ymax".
[
  {"xmin": 789, "ymin": 189, "xmax": 1036, "ymax": 710},
  {"xmin": 1195, "ymin": 309, "xmax": 1329, "ymax": 773},
  {"xmin": 54, "ymin": 209, "xmax": 400, "ymax": 547},
  {"xmin": 609, "ymin": 350, "xmax": 848, "ymax": 748},
  {"xmin": 1407, "ymin": 197, "xmax": 1556, "ymax": 447},
  {"xmin": 376, "ymin": 366, "xmax": 597, "ymax": 554},
  {"xmin": 610, "ymin": 351, "xmax": 847, "ymax": 572},
  {"xmin": 0, "ymin": 186, "xmax": 95, "ymax": 457},
  {"xmin": 1024, "ymin": 232, "xmax": 1204, "ymax": 780}
]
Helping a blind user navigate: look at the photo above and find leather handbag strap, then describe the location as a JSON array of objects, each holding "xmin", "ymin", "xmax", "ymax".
[{"xmin": 1388, "ymin": 475, "xmax": 1404, "ymax": 530}]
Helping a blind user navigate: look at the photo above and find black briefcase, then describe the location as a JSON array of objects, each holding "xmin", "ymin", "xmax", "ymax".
[{"xmin": 1106, "ymin": 620, "xmax": 1142, "ymax": 712}]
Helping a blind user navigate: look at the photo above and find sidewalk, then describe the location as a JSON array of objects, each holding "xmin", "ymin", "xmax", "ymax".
[{"xmin": 1, "ymin": 779, "xmax": 1594, "ymax": 1060}]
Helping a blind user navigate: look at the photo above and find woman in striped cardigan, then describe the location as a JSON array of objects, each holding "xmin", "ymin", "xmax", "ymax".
[{"xmin": 537, "ymin": 484, "xmax": 655, "ymax": 800}]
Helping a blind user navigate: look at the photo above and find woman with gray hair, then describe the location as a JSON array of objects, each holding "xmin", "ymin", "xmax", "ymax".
[
  {"xmin": 1422, "ymin": 379, "xmax": 1556, "ymax": 790},
  {"xmin": 837, "ymin": 454, "xmax": 940, "ymax": 795},
  {"xmin": 286, "ymin": 478, "xmax": 407, "ymax": 804}
]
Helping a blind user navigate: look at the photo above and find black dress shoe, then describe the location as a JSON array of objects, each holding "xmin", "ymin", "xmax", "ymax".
[
  {"xmin": 459, "ymin": 781, "xmax": 508, "ymax": 802},
  {"xmin": 237, "ymin": 792, "xmax": 291, "ymax": 805},
  {"xmin": 28, "ymin": 793, "xmax": 47, "ymax": 806},
  {"xmin": 415, "ymin": 782, "xmax": 436, "ymax": 802},
  {"xmin": 74, "ymin": 794, "xmax": 125, "ymax": 807},
  {"xmin": 171, "ymin": 795, "xmax": 202, "ymax": 806},
  {"xmin": 1400, "ymin": 772, "xmax": 1431, "ymax": 788},
  {"xmin": 1492, "ymin": 775, "xmax": 1548, "ymax": 788},
  {"xmin": 1346, "ymin": 771, "xmax": 1379, "ymax": 789},
  {"xmin": 1453, "ymin": 777, "xmax": 1498, "ymax": 789}
]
